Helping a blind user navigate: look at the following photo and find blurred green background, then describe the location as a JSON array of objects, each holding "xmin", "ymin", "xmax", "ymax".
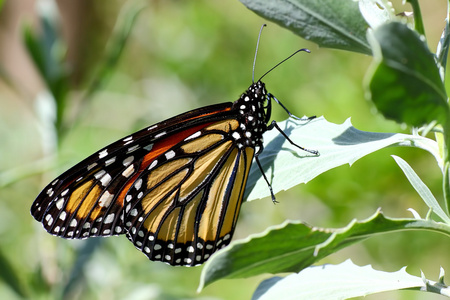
[{"xmin": 0, "ymin": 0, "xmax": 449, "ymax": 299}]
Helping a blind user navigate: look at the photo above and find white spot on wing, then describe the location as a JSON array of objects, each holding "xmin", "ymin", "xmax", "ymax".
[
  {"xmin": 134, "ymin": 178, "xmax": 142, "ymax": 190},
  {"xmin": 55, "ymin": 198, "xmax": 64, "ymax": 210},
  {"xmin": 99, "ymin": 149, "xmax": 108, "ymax": 158},
  {"xmin": 105, "ymin": 157, "xmax": 116, "ymax": 166},
  {"xmin": 148, "ymin": 160, "xmax": 157, "ymax": 170},
  {"xmin": 154, "ymin": 131, "xmax": 166, "ymax": 138},
  {"xmin": 98, "ymin": 191, "xmax": 114, "ymax": 208},
  {"xmin": 165, "ymin": 150, "xmax": 175, "ymax": 160},
  {"xmin": 123, "ymin": 156, "xmax": 134, "ymax": 166},
  {"xmin": 45, "ymin": 214, "xmax": 53, "ymax": 226},
  {"xmin": 104, "ymin": 213, "xmax": 115, "ymax": 224},
  {"xmin": 94, "ymin": 170, "xmax": 106, "ymax": 179},
  {"xmin": 122, "ymin": 164, "xmax": 135, "ymax": 178},
  {"xmin": 100, "ymin": 173, "xmax": 112, "ymax": 186},
  {"xmin": 87, "ymin": 163, "xmax": 98, "ymax": 171},
  {"xmin": 127, "ymin": 145, "xmax": 140, "ymax": 153},
  {"xmin": 185, "ymin": 131, "xmax": 201, "ymax": 141}
]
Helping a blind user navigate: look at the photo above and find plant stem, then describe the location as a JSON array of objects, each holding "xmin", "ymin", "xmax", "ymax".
[
  {"xmin": 443, "ymin": 118, "xmax": 450, "ymax": 215},
  {"xmin": 407, "ymin": 0, "xmax": 425, "ymax": 36},
  {"xmin": 437, "ymin": 2, "xmax": 450, "ymax": 78},
  {"xmin": 440, "ymin": 1, "xmax": 450, "ymax": 216}
]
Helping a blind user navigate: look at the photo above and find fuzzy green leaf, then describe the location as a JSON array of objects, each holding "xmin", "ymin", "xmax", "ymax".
[
  {"xmin": 392, "ymin": 155, "xmax": 450, "ymax": 223},
  {"xmin": 198, "ymin": 211, "xmax": 450, "ymax": 290},
  {"xmin": 252, "ymin": 260, "xmax": 429, "ymax": 300},
  {"xmin": 246, "ymin": 116, "xmax": 440, "ymax": 200},
  {"xmin": 365, "ymin": 22, "xmax": 449, "ymax": 127},
  {"xmin": 239, "ymin": 0, "xmax": 370, "ymax": 54}
]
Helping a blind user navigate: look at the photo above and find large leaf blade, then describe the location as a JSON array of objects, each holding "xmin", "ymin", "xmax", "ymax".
[
  {"xmin": 246, "ymin": 116, "xmax": 440, "ymax": 200},
  {"xmin": 239, "ymin": 0, "xmax": 370, "ymax": 54},
  {"xmin": 199, "ymin": 211, "xmax": 450, "ymax": 289},
  {"xmin": 365, "ymin": 22, "xmax": 449, "ymax": 127},
  {"xmin": 252, "ymin": 260, "xmax": 437, "ymax": 300}
]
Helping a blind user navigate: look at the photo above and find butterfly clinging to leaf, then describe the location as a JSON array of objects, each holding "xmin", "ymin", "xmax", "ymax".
[{"xmin": 31, "ymin": 25, "xmax": 317, "ymax": 266}]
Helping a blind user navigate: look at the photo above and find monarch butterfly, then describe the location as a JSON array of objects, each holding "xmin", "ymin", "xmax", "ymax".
[{"xmin": 30, "ymin": 25, "xmax": 317, "ymax": 266}]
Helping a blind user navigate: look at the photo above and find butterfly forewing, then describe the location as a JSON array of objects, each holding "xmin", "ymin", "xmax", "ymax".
[
  {"xmin": 31, "ymin": 103, "xmax": 233, "ymax": 238},
  {"xmin": 31, "ymin": 81, "xmax": 271, "ymax": 266}
]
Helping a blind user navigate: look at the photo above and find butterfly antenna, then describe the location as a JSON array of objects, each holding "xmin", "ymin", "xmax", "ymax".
[
  {"xmin": 252, "ymin": 24, "xmax": 267, "ymax": 83},
  {"xmin": 258, "ymin": 48, "xmax": 310, "ymax": 81}
]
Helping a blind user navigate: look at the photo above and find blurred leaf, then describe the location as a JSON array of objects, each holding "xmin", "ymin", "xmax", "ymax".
[
  {"xmin": 239, "ymin": 0, "xmax": 371, "ymax": 54},
  {"xmin": 83, "ymin": 2, "xmax": 146, "ymax": 101},
  {"xmin": 0, "ymin": 248, "xmax": 28, "ymax": 298},
  {"xmin": 252, "ymin": 260, "xmax": 428, "ymax": 300},
  {"xmin": 365, "ymin": 22, "xmax": 449, "ymax": 127},
  {"xmin": 199, "ymin": 211, "xmax": 450, "ymax": 289},
  {"xmin": 22, "ymin": 13, "xmax": 69, "ymax": 136},
  {"xmin": 246, "ymin": 116, "xmax": 440, "ymax": 200},
  {"xmin": 23, "ymin": 25, "xmax": 46, "ymax": 80},
  {"xmin": 436, "ymin": 18, "xmax": 449, "ymax": 74},
  {"xmin": 392, "ymin": 155, "xmax": 450, "ymax": 223}
]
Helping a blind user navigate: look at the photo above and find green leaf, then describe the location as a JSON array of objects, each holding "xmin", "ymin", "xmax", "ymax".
[
  {"xmin": 365, "ymin": 22, "xmax": 449, "ymax": 127},
  {"xmin": 198, "ymin": 211, "xmax": 450, "ymax": 290},
  {"xmin": 246, "ymin": 116, "xmax": 440, "ymax": 200},
  {"xmin": 252, "ymin": 260, "xmax": 438, "ymax": 300},
  {"xmin": 22, "ymin": 11, "xmax": 69, "ymax": 136},
  {"xmin": 392, "ymin": 155, "xmax": 450, "ymax": 223},
  {"xmin": 239, "ymin": 0, "xmax": 371, "ymax": 54}
]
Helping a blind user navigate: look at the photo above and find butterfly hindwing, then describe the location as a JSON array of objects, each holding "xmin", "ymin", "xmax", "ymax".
[{"xmin": 124, "ymin": 118, "xmax": 254, "ymax": 265}]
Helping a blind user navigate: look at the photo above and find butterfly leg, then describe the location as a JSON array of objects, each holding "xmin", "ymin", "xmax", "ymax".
[
  {"xmin": 268, "ymin": 93, "xmax": 316, "ymax": 121},
  {"xmin": 255, "ymin": 147, "xmax": 278, "ymax": 204},
  {"xmin": 267, "ymin": 120, "xmax": 319, "ymax": 155}
]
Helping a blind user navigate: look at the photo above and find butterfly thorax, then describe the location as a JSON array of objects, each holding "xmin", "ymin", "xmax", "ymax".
[{"xmin": 231, "ymin": 80, "xmax": 269, "ymax": 150}]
